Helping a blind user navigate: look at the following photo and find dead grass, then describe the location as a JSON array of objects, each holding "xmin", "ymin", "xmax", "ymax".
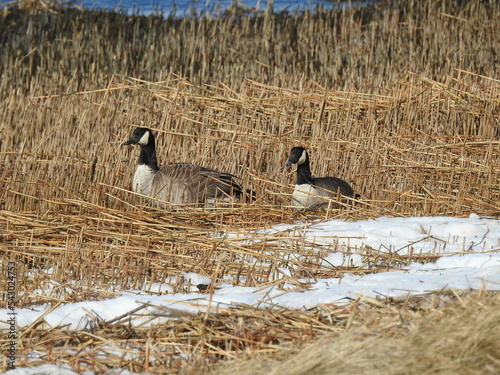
[
  {"xmin": 204, "ymin": 291, "xmax": 500, "ymax": 375},
  {"xmin": 3, "ymin": 290, "xmax": 499, "ymax": 374},
  {"xmin": 1, "ymin": 73, "xmax": 498, "ymax": 215},
  {"xmin": 1, "ymin": 0, "xmax": 499, "ymax": 89},
  {"xmin": 0, "ymin": 75, "xmax": 497, "ymax": 373}
]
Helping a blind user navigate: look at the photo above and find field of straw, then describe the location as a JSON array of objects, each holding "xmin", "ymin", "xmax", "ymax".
[{"xmin": 0, "ymin": 0, "xmax": 499, "ymax": 373}]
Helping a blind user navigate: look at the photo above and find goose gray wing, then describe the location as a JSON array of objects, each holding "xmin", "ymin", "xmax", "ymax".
[
  {"xmin": 313, "ymin": 177, "xmax": 354, "ymax": 198},
  {"xmin": 150, "ymin": 163, "xmax": 200, "ymax": 204},
  {"xmin": 194, "ymin": 166, "xmax": 242, "ymax": 201},
  {"xmin": 152, "ymin": 163, "xmax": 242, "ymax": 204}
]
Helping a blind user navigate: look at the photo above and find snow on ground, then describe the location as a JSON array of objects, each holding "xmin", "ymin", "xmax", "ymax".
[
  {"xmin": 234, "ymin": 214, "xmax": 500, "ymax": 255},
  {"xmin": 4, "ymin": 363, "xmax": 141, "ymax": 375},
  {"xmin": 2, "ymin": 214, "xmax": 500, "ymax": 374}
]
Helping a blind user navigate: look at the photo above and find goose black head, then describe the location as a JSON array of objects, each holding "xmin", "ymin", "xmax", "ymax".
[
  {"xmin": 285, "ymin": 147, "xmax": 308, "ymax": 167},
  {"xmin": 122, "ymin": 128, "xmax": 152, "ymax": 147}
]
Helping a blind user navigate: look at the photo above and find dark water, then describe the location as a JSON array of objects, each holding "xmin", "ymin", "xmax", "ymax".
[{"xmin": 77, "ymin": 0, "xmax": 364, "ymax": 17}]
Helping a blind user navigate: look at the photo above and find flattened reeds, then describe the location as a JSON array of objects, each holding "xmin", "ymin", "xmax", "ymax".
[
  {"xmin": 2, "ymin": 291, "xmax": 497, "ymax": 374},
  {"xmin": 0, "ymin": 71, "xmax": 498, "ymax": 308}
]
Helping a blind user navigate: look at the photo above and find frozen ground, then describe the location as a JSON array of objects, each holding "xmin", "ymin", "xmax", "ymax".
[{"xmin": 3, "ymin": 214, "xmax": 500, "ymax": 374}]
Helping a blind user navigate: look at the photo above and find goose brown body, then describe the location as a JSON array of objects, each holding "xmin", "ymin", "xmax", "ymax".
[{"xmin": 146, "ymin": 163, "xmax": 242, "ymax": 204}]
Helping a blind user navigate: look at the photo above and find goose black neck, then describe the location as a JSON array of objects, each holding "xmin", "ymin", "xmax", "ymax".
[
  {"xmin": 296, "ymin": 158, "xmax": 314, "ymax": 185},
  {"xmin": 138, "ymin": 136, "xmax": 159, "ymax": 172}
]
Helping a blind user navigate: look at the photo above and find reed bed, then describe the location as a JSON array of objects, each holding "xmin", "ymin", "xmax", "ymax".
[
  {"xmin": 1, "ymin": 0, "xmax": 500, "ymax": 90},
  {"xmin": 1, "ymin": 71, "xmax": 498, "ymax": 374},
  {"xmin": 0, "ymin": 0, "xmax": 499, "ymax": 373},
  {"xmin": 3, "ymin": 291, "xmax": 499, "ymax": 374},
  {"xmin": 1, "ymin": 73, "xmax": 498, "ymax": 216},
  {"xmin": 205, "ymin": 291, "xmax": 500, "ymax": 375}
]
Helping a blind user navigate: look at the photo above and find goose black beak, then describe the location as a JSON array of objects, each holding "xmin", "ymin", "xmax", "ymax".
[
  {"xmin": 285, "ymin": 160, "xmax": 293, "ymax": 167},
  {"xmin": 122, "ymin": 140, "xmax": 134, "ymax": 146}
]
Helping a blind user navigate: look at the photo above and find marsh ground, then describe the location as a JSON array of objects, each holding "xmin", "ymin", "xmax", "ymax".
[{"xmin": 0, "ymin": 0, "xmax": 499, "ymax": 373}]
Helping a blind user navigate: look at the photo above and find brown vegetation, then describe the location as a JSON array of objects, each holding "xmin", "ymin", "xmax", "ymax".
[
  {"xmin": 205, "ymin": 291, "xmax": 500, "ymax": 375},
  {"xmin": 0, "ymin": 0, "xmax": 499, "ymax": 373}
]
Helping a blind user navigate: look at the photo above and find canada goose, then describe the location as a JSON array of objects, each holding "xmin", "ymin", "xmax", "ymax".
[
  {"xmin": 285, "ymin": 147, "xmax": 356, "ymax": 209},
  {"xmin": 123, "ymin": 127, "xmax": 243, "ymax": 207}
]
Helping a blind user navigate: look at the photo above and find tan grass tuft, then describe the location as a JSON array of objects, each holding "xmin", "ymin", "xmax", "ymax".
[{"xmin": 205, "ymin": 292, "xmax": 500, "ymax": 375}]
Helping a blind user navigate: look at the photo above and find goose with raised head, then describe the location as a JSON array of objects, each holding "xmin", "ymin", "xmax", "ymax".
[
  {"xmin": 285, "ymin": 146, "xmax": 356, "ymax": 209},
  {"xmin": 123, "ymin": 127, "xmax": 243, "ymax": 207}
]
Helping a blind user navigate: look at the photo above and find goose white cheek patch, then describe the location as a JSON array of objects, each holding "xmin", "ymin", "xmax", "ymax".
[
  {"xmin": 297, "ymin": 149, "xmax": 307, "ymax": 165},
  {"xmin": 138, "ymin": 131, "xmax": 150, "ymax": 146}
]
